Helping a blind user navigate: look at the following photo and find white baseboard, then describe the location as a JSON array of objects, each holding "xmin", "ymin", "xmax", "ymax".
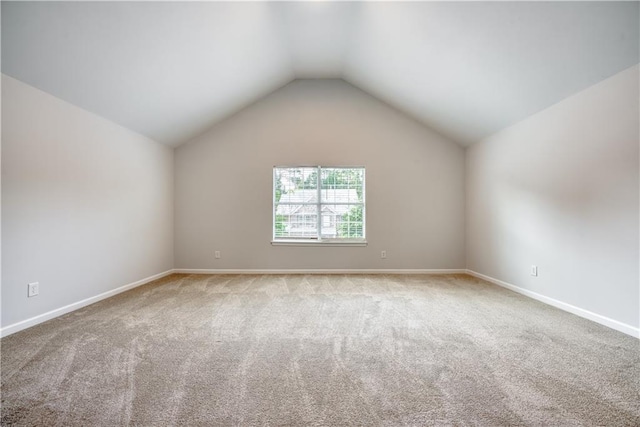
[
  {"xmin": 11, "ymin": 268, "xmax": 633, "ymax": 340},
  {"xmin": 0, "ymin": 269, "xmax": 175, "ymax": 338},
  {"xmin": 174, "ymin": 268, "xmax": 467, "ymax": 275},
  {"xmin": 466, "ymin": 270, "xmax": 639, "ymax": 339}
]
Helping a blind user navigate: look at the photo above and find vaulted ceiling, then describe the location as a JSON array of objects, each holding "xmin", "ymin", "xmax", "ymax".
[{"xmin": 2, "ymin": 1, "xmax": 638, "ymax": 147}]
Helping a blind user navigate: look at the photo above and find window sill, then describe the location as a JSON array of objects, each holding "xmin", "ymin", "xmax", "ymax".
[{"xmin": 271, "ymin": 239, "xmax": 368, "ymax": 247}]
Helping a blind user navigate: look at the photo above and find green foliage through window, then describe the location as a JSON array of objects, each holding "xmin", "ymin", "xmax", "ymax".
[{"xmin": 338, "ymin": 205, "xmax": 363, "ymax": 238}]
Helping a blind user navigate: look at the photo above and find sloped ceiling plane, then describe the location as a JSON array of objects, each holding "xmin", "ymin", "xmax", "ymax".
[{"xmin": 2, "ymin": 1, "xmax": 638, "ymax": 147}]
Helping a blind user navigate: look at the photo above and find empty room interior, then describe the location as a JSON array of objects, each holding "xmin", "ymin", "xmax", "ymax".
[{"xmin": 1, "ymin": 1, "xmax": 639, "ymax": 425}]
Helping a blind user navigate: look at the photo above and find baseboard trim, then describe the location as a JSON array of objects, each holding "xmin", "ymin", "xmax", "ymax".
[
  {"xmin": 174, "ymin": 268, "xmax": 467, "ymax": 275},
  {"xmin": 466, "ymin": 270, "xmax": 639, "ymax": 339},
  {"xmin": 0, "ymin": 269, "xmax": 175, "ymax": 338},
  {"xmin": 11, "ymin": 268, "xmax": 633, "ymax": 339}
]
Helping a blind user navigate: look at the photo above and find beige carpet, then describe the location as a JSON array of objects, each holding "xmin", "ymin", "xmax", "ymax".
[{"xmin": 1, "ymin": 273, "xmax": 639, "ymax": 426}]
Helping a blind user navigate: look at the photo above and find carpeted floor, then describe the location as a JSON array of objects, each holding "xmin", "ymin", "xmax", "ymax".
[{"xmin": 1, "ymin": 274, "xmax": 639, "ymax": 426}]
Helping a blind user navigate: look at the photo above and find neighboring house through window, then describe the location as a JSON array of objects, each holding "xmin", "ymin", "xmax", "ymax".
[{"xmin": 273, "ymin": 166, "xmax": 365, "ymax": 243}]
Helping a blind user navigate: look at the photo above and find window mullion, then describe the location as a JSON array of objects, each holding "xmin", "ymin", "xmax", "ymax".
[{"xmin": 317, "ymin": 165, "xmax": 322, "ymax": 239}]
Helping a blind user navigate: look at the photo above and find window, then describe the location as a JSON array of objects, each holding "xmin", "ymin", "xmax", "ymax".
[{"xmin": 273, "ymin": 166, "xmax": 365, "ymax": 244}]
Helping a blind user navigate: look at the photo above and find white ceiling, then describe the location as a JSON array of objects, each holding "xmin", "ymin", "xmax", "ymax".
[{"xmin": 2, "ymin": 1, "xmax": 638, "ymax": 147}]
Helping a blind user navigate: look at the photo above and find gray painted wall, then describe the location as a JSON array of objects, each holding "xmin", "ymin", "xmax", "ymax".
[
  {"xmin": 174, "ymin": 80, "xmax": 466, "ymax": 270},
  {"xmin": 466, "ymin": 65, "xmax": 640, "ymax": 329},
  {"xmin": 3, "ymin": 68, "xmax": 637, "ymax": 336},
  {"xmin": 1, "ymin": 75, "xmax": 174, "ymax": 328}
]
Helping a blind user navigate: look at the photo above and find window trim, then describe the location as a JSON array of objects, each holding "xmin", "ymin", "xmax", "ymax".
[{"xmin": 272, "ymin": 165, "xmax": 366, "ymax": 245}]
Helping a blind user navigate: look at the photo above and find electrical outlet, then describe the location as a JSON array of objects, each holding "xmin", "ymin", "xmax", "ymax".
[
  {"xmin": 531, "ymin": 265, "xmax": 538, "ymax": 277},
  {"xmin": 28, "ymin": 282, "xmax": 39, "ymax": 298},
  {"xmin": 215, "ymin": 251, "xmax": 221, "ymax": 259},
  {"xmin": 381, "ymin": 250, "xmax": 387, "ymax": 259}
]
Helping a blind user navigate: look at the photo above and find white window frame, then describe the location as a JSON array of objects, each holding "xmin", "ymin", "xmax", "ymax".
[{"xmin": 272, "ymin": 166, "xmax": 367, "ymax": 246}]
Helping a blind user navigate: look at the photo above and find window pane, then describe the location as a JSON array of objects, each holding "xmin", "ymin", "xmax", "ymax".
[
  {"xmin": 321, "ymin": 204, "xmax": 364, "ymax": 239},
  {"xmin": 274, "ymin": 204, "xmax": 318, "ymax": 238},
  {"xmin": 275, "ymin": 167, "xmax": 317, "ymax": 205},
  {"xmin": 320, "ymin": 168, "xmax": 364, "ymax": 203}
]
